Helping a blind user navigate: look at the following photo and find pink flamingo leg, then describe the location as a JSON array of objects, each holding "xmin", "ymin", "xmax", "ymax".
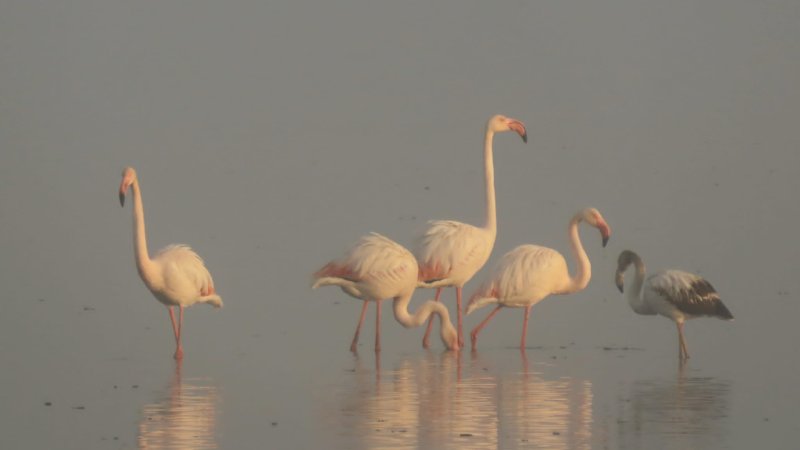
[
  {"xmin": 470, "ymin": 305, "xmax": 503, "ymax": 351},
  {"xmin": 677, "ymin": 321, "xmax": 690, "ymax": 361},
  {"xmin": 350, "ymin": 301, "xmax": 369, "ymax": 352},
  {"xmin": 167, "ymin": 306, "xmax": 184, "ymax": 360},
  {"xmin": 375, "ymin": 299, "xmax": 382, "ymax": 352},
  {"xmin": 421, "ymin": 288, "xmax": 443, "ymax": 349},
  {"xmin": 520, "ymin": 305, "xmax": 532, "ymax": 349},
  {"xmin": 456, "ymin": 287, "xmax": 464, "ymax": 348}
]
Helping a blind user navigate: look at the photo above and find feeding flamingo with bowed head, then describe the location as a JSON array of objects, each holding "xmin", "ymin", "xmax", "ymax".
[
  {"xmin": 466, "ymin": 207, "xmax": 611, "ymax": 350},
  {"xmin": 415, "ymin": 114, "xmax": 528, "ymax": 348},
  {"xmin": 615, "ymin": 250, "xmax": 733, "ymax": 361},
  {"xmin": 312, "ymin": 233, "xmax": 459, "ymax": 352},
  {"xmin": 119, "ymin": 167, "xmax": 223, "ymax": 360}
]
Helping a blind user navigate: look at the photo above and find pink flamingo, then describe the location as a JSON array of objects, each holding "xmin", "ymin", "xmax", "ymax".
[
  {"xmin": 415, "ymin": 114, "xmax": 528, "ymax": 348},
  {"xmin": 312, "ymin": 233, "xmax": 459, "ymax": 352},
  {"xmin": 119, "ymin": 167, "xmax": 223, "ymax": 360},
  {"xmin": 466, "ymin": 207, "xmax": 611, "ymax": 350},
  {"xmin": 615, "ymin": 250, "xmax": 734, "ymax": 360}
]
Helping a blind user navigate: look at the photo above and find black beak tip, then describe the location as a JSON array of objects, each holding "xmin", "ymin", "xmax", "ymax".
[
  {"xmin": 119, "ymin": 192, "xmax": 125, "ymax": 207},
  {"xmin": 602, "ymin": 236, "xmax": 609, "ymax": 247},
  {"xmin": 617, "ymin": 284, "xmax": 624, "ymax": 293},
  {"xmin": 522, "ymin": 133, "xmax": 528, "ymax": 143}
]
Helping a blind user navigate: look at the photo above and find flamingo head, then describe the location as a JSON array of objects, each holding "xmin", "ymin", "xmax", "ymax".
[
  {"xmin": 441, "ymin": 320, "xmax": 460, "ymax": 351},
  {"xmin": 488, "ymin": 114, "xmax": 528, "ymax": 143},
  {"xmin": 119, "ymin": 167, "xmax": 137, "ymax": 207},
  {"xmin": 615, "ymin": 250, "xmax": 641, "ymax": 293},
  {"xmin": 581, "ymin": 207, "xmax": 611, "ymax": 247}
]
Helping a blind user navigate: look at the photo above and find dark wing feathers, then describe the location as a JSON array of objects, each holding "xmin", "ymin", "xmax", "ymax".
[{"xmin": 651, "ymin": 271, "xmax": 734, "ymax": 320}]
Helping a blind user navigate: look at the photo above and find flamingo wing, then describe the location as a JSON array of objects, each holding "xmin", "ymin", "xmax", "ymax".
[
  {"xmin": 314, "ymin": 233, "xmax": 417, "ymax": 285},
  {"xmin": 647, "ymin": 270, "xmax": 733, "ymax": 319},
  {"xmin": 414, "ymin": 220, "xmax": 493, "ymax": 282},
  {"xmin": 469, "ymin": 245, "xmax": 567, "ymax": 308},
  {"xmin": 155, "ymin": 244, "xmax": 215, "ymax": 296}
]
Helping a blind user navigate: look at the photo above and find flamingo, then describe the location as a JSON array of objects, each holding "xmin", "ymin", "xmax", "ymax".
[
  {"xmin": 416, "ymin": 114, "xmax": 528, "ymax": 348},
  {"xmin": 466, "ymin": 207, "xmax": 611, "ymax": 350},
  {"xmin": 615, "ymin": 250, "xmax": 734, "ymax": 361},
  {"xmin": 118, "ymin": 167, "xmax": 222, "ymax": 360},
  {"xmin": 312, "ymin": 233, "xmax": 459, "ymax": 352}
]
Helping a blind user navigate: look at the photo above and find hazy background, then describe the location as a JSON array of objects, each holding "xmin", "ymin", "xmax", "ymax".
[{"xmin": 1, "ymin": 1, "xmax": 798, "ymax": 449}]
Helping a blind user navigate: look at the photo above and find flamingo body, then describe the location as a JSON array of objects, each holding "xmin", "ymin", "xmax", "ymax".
[
  {"xmin": 119, "ymin": 167, "xmax": 222, "ymax": 360},
  {"xmin": 616, "ymin": 250, "xmax": 733, "ymax": 360},
  {"xmin": 313, "ymin": 233, "xmax": 459, "ymax": 352},
  {"xmin": 643, "ymin": 270, "xmax": 732, "ymax": 321},
  {"xmin": 148, "ymin": 244, "xmax": 222, "ymax": 308},
  {"xmin": 467, "ymin": 245, "xmax": 570, "ymax": 311},
  {"xmin": 314, "ymin": 233, "xmax": 418, "ymax": 302},
  {"xmin": 416, "ymin": 221, "xmax": 495, "ymax": 287}
]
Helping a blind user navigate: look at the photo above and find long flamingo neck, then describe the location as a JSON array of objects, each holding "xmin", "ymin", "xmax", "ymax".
[
  {"xmin": 483, "ymin": 128, "xmax": 497, "ymax": 234},
  {"xmin": 130, "ymin": 181, "xmax": 155, "ymax": 283},
  {"xmin": 625, "ymin": 256, "xmax": 648, "ymax": 313},
  {"xmin": 564, "ymin": 215, "xmax": 591, "ymax": 294}
]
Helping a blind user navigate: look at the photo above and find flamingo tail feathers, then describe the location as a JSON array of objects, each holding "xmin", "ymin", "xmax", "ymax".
[
  {"xmin": 417, "ymin": 279, "xmax": 450, "ymax": 289},
  {"xmin": 312, "ymin": 276, "xmax": 355, "ymax": 290},
  {"xmin": 200, "ymin": 294, "xmax": 223, "ymax": 309},
  {"xmin": 466, "ymin": 296, "xmax": 499, "ymax": 315}
]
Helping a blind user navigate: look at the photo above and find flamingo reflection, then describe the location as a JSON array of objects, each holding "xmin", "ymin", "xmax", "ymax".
[
  {"xmin": 615, "ymin": 365, "xmax": 731, "ymax": 448},
  {"xmin": 493, "ymin": 350, "xmax": 592, "ymax": 449},
  {"xmin": 138, "ymin": 362, "xmax": 219, "ymax": 450},
  {"xmin": 318, "ymin": 350, "xmax": 594, "ymax": 449}
]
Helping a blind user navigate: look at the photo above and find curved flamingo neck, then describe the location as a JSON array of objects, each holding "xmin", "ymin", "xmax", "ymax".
[
  {"xmin": 625, "ymin": 256, "xmax": 650, "ymax": 314},
  {"xmin": 483, "ymin": 128, "xmax": 497, "ymax": 234},
  {"xmin": 130, "ymin": 181, "xmax": 157, "ymax": 285},
  {"xmin": 564, "ymin": 214, "xmax": 591, "ymax": 294},
  {"xmin": 392, "ymin": 292, "xmax": 457, "ymax": 347}
]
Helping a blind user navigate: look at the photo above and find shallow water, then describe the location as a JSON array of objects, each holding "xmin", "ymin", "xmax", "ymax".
[{"xmin": 2, "ymin": 1, "xmax": 800, "ymax": 449}]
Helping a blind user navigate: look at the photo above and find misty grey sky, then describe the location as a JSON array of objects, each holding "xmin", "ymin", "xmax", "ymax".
[{"xmin": 1, "ymin": 0, "xmax": 799, "ymax": 355}]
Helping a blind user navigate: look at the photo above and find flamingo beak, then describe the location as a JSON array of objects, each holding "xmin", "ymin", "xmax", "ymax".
[
  {"xmin": 119, "ymin": 179, "xmax": 130, "ymax": 207},
  {"xmin": 615, "ymin": 272, "xmax": 624, "ymax": 293},
  {"xmin": 508, "ymin": 120, "xmax": 528, "ymax": 143},
  {"xmin": 599, "ymin": 223, "xmax": 611, "ymax": 247}
]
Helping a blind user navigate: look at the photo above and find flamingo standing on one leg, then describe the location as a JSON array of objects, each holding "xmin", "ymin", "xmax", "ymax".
[
  {"xmin": 615, "ymin": 250, "xmax": 734, "ymax": 361},
  {"xmin": 466, "ymin": 207, "xmax": 611, "ymax": 350},
  {"xmin": 118, "ymin": 167, "xmax": 223, "ymax": 360},
  {"xmin": 415, "ymin": 114, "xmax": 528, "ymax": 349},
  {"xmin": 312, "ymin": 233, "xmax": 459, "ymax": 352}
]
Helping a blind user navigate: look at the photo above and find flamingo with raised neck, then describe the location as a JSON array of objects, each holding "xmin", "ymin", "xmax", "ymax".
[
  {"xmin": 466, "ymin": 207, "xmax": 611, "ymax": 350},
  {"xmin": 119, "ymin": 167, "xmax": 222, "ymax": 360},
  {"xmin": 415, "ymin": 114, "xmax": 528, "ymax": 348}
]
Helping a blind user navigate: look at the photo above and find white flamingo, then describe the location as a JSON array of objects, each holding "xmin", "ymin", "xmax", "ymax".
[
  {"xmin": 466, "ymin": 208, "xmax": 611, "ymax": 350},
  {"xmin": 119, "ymin": 167, "xmax": 222, "ymax": 360},
  {"xmin": 615, "ymin": 250, "xmax": 734, "ymax": 360},
  {"xmin": 415, "ymin": 114, "xmax": 528, "ymax": 348},
  {"xmin": 312, "ymin": 233, "xmax": 459, "ymax": 352}
]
